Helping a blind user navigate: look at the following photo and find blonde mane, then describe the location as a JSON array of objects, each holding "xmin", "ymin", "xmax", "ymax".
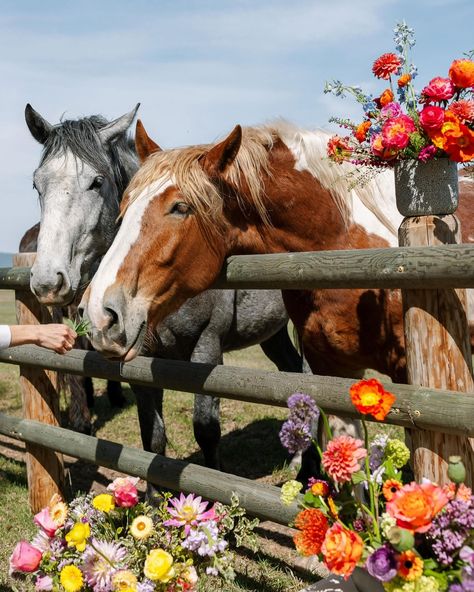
[{"xmin": 124, "ymin": 121, "xmax": 399, "ymax": 237}]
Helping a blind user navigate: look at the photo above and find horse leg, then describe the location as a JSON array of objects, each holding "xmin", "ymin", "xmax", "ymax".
[
  {"xmin": 66, "ymin": 374, "xmax": 92, "ymax": 435},
  {"xmin": 106, "ymin": 380, "xmax": 126, "ymax": 408},
  {"xmin": 258, "ymin": 325, "xmax": 305, "ymax": 373},
  {"xmin": 190, "ymin": 340, "xmax": 222, "ymax": 470},
  {"xmin": 83, "ymin": 376, "xmax": 95, "ymax": 408},
  {"xmin": 131, "ymin": 384, "xmax": 166, "ymax": 499}
]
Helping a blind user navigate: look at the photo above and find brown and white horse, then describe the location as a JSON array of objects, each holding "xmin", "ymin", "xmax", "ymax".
[{"xmin": 81, "ymin": 121, "xmax": 473, "ymax": 386}]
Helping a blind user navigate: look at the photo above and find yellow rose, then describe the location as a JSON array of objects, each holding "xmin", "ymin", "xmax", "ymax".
[
  {"xmin": 144, "ymin": 549, "xmax": 175, "ymax": 582},
  {"xmin": 65, "ymin": 521, "xmax": 90, "ymax": 552},
  {"xmin": 92, "ymin": 493, "xmax": 115, "ymax": 513},
  {"xmin": 60, "ymin": 564, "xmax": 83, "ymax": 592}
]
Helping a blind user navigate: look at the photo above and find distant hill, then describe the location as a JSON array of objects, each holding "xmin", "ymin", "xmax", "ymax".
[{"xmin": 0, "ymin": 253, "xmax": 12, "ymax": 267}]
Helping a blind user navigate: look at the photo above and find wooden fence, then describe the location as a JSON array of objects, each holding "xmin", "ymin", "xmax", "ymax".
[{"xmin": 0, "ymin": 231, "xmax": 473, "ymax": 517}]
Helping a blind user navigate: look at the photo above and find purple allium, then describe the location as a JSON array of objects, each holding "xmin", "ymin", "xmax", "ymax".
[
  {"xmin": 287, "ymin": 393, "xmax": 319, "ymax": 422},
  {"xmin": 279, "ymin": 418, "xmax": 312, "ymax": 454},
  {"xmin": 449, "ymin": 586, "xmax": 464, "ymax": 592},
  {"xmin": 365, "ymin": 545, "xmax": 397, "ymax": 582},
  {"xmin": 427, "ymin": 497, "xmax": 474, "ymax": 566},
  {"xmin": 369, "ymin": 434, "xmax": 389, "ymax": 471},
  {"xmin": 82, "ymin": 538, "xmax": 127, "ymax": 591}
]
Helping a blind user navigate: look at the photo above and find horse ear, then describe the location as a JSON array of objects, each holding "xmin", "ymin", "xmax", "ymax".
[
  {"xmin": 201, "ymin": 125, "xmax": 242, "ymax": 177},
  {"xmin": 135, "ymin": 119, "xmax": 162, "ymax": 163},
  {"xmin": 99, "ymin": 103, "xmax": 140, "ymax": 144},
  {"xmin": 25, "ymin": 104, "xmax": 53, "ymax": 145}
]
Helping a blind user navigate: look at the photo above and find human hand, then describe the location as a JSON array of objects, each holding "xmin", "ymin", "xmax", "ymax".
[{"xmin": 34, "ymin": 324, "xmax": 77, "ymax": 354}]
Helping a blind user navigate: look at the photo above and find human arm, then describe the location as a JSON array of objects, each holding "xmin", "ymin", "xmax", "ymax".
[{"xmin": 2, "ymin": 324, "xmax": 77, "ymax": 354}]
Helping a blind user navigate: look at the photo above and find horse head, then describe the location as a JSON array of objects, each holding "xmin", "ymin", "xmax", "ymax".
[
  {"xmin": 80, "ymin": 121, "xmax": 243, "ymax": 360},
  {"xmin": 26, "ymin": 103, "xmax": 140, "ymax": 305}
]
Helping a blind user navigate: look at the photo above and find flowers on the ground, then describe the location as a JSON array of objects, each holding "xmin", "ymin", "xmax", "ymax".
[
  {"xmin": 279, "ymin": 377, "xmax": 473, "ymax": 589},
  {"xmin": 10, "ymin": 481, "xmax": 257, "ymax": 591},
  {"xmin": 324, "ymin": 21, "xmax": 474, "ymax": 182}
]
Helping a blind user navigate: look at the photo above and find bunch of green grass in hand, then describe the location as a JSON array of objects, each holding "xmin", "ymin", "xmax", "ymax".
[{"xmin": 63, "ymin": 317, "xmax": 91, "ymax": 338}]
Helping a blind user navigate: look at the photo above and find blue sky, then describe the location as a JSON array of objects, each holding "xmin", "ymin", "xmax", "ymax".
[{"xmin": 0, "ymin": 0, "xmax": 472, "ymax": 252}]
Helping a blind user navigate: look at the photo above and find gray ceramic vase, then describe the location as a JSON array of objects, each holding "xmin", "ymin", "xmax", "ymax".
[{"xmin": 394, "ymin": 158, "xmax": 459, "ymax": 217}]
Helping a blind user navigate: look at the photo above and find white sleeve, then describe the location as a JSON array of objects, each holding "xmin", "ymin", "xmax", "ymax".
[{"xmin": 0, "ymin": 325, "xmax": 12, "ymax": 349}]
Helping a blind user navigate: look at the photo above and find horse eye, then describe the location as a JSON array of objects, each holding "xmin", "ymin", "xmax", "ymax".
[
  {"xmin": 89, "ymin": 176, "xmax": 104, "ymax": 191},
  {"xmin": 170, "ymin": 202, "xmax": 191, "ymax": 216}
]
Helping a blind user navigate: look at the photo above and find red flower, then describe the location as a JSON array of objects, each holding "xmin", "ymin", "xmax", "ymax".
[
  {"xmin": 293, "ymin": 508, "xmax": 329, "ymax": 556},
  {"xmin": 421, "ymin": 77, "xmax": 455, "ymax": 102},
  {"xmin": 419, "ymin": 105, "xmax": 445, "ymax": 131},
  {"xmin": 349, "ymin": 378, "xmax": 396, "ymax": 421},
  {"xmin": 372, "ymin": 53, "xmax": 402, "ymax": 80},
  {"xmin": 371, "ymin": 133, "xmax": 399, "ymax": 160}
]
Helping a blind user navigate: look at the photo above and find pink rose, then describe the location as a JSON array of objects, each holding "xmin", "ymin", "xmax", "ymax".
[
  {"xmin": 107, "ymin": 476, "xmax": 139, "ymax": 508},
  {"xmin": 9, "ymin": 541, "xmax": 42, "ymax": 574},
  {"xmin": 382, "ymin": 114, "xmax": 416, "ymax": 150},
  {"xmin": 34, "ymin": 508, "xmax": 57, "ymax": 537},
  {"xmin": 419, "ymin": 105, "xmax": 445, "ymax": 131},
  {"xmin": 422, "ymin": 76, "xmax": 455, "ymax": 102}
]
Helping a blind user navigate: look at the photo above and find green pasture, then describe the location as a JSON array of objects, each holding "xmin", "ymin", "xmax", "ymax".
[{"xmin": 0, "ymin": 290, "xmax": 401, "ymax": 591}]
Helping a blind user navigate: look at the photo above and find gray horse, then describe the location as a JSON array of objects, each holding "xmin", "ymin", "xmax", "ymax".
[{"xmin": 25, "ymin": 104, "xmax": 304, "ymax": 470}]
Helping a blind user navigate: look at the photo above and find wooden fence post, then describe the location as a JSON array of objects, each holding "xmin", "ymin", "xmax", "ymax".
[
  {"xmin": 13, "ymin": 253, "xmax": 64, "ymax": 512},
  {"xmin": 399, "ymin": 216, "xmax": 474, "ymax": 486}
]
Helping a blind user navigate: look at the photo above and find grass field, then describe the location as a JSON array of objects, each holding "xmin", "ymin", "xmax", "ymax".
[{"xmin": 0, "ymin": 290, "xmax": 401, "ymax": 591}]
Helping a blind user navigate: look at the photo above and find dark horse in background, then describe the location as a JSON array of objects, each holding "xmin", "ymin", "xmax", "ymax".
[
  {"xmin": 80, "ymin": 120, "xmax": 474, "ymax": 479},
  {"xmin": 24, "ymin": 105, "xmax": 306, "ymax": 472}
]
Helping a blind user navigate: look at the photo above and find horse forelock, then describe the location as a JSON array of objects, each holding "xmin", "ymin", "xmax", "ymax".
[
  {"xmin": 121, "ymin": 121, "xmax": 399, "ymax": 237},
  {"xmin": 39, "ymin": 116, "xmax": 136, "ymax": 197}
]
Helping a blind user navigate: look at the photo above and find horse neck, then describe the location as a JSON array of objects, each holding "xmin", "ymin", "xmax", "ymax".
[
  {"xmin": 227, "ymin": 146, "xmax": 350, "ymax": 255},
  {"xmin": 110, "ymin": 138, "xmax": 139, "ymax": 200}
]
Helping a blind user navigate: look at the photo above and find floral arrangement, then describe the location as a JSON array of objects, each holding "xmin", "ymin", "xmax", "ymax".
[
  {"xmin": 324, "ymin": 22, "xmax": 474, "ymax": 182},
  {"xmin": 9, "ymin": 476, "xmax": 257, "ymax": 591},
  {"xmin": 279, "ymin": 382, "xmax": 474, "ymax": 591}
]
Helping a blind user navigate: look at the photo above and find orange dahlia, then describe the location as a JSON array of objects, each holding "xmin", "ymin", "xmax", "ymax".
[
  {"xmin": 321, "ymin": 523, "xmax": 364, "ymax": 579},
  {"xmin": 293, "ymin": 508, "xmax": 329, "ymax": 556},
  {"xmin": 450, "ymin": 99, "xmax": 474, "ymax": 123},
  {"xmin": 349, "ymin": 378, "xmax": 396, "ymax": 421},
  {"xmin": 443, "ymin": 482, "xmax": 472, "ymax": 502},
  {"xmin": 383, "ymin": 479, "xmax": 403, "ymax": 501},
  {"xmin": 372, "ymin": 53, "xmax": 402, "ymax": 80},
  {"xmin": 449, "ymin": 58, "xmax": 474, "ymax": 88},
  {"xmin": 397, "ymin": 550, "xmax": 424, "ymax": 581},
  {"xmin": 321, "ymin": 435, "xmax": 367, "ymax": 484}
]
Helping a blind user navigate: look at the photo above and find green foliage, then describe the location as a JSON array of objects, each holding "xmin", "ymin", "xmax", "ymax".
[{"xmin": 63, "ymin": 316, "xmax": 91, "ymax": 337}]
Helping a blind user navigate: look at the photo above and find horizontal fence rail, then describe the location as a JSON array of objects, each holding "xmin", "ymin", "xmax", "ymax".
[
  {"xmin": 2, "ymin": 243, "xmax": 474, "ymax": 292},
  {"xmin": 0, "ymin": 413, "xmax": 297, "ymax": 524},
  {"xmin": 0, "ymin": 346, "xmax": 473, "ymax": 438}
]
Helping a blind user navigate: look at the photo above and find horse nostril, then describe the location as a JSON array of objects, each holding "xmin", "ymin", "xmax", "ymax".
[
  {"xmin": 104, "ymin": 306, "xmax": 119, "ymax": 329},
  {"xmin": 56, "ymin": 271, "xmax": 64, "ymax": 290}
]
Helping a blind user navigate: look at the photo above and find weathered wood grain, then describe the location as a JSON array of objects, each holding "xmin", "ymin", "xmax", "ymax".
[
  {"xmin": 13, "ymin": 253, "xmax": 64, "ymax": 512},
  {"xmin": 0, "ymin": 345, "xmax": 473, "ymax": 438},
  {"xmin": 399, "ymin": 215, "xmax": 474, "ymax": 486}
]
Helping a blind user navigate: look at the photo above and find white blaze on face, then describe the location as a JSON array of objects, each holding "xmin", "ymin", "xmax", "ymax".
[{"xmin": 87, "ymin": 177, "xmax": 173, "ymax": 327}]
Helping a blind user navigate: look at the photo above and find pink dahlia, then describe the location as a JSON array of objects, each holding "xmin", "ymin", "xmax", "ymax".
[
  {"xmin": 321, "ymin": 435, "xmax": 367, "ymax": 484},
  {"xmin": 164, "ymin": 493, "xmax": 216, "ymax": 534}
]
